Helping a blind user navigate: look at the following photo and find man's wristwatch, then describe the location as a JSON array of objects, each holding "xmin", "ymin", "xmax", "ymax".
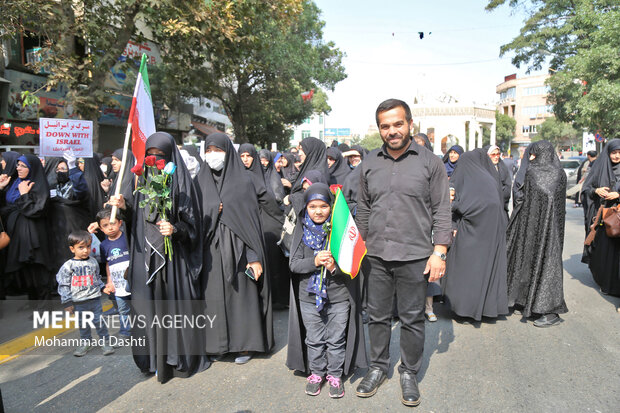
[{"xmin": 432, "ymin": 251, "xmax": 447, "ymax": 261}]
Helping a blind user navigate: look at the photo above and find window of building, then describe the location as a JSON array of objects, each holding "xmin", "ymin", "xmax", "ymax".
[
  {"xmin": 499, "ymin": 87, "xmax": 516, "ymax": 100},
  {"xmin": 319, "ymin": 114, "xmax": 324, "ymax": 125},
  {"xmin": 303, "ymin": 118, "xmax": 311, "ymax": 124},
  {"xmin": 301, "ymin": 130, "xmax": 311, "ymax": 139},
  {"xmin": 524, "ymin": 86, "xmax": 550, "ymax": 96},
  {"xmin": 319, "ymin": 131, "xmax": 323, "ymax": 140},
  {"xmin": 523, "ymin": 105, "xmax": 553, "ymax": 118}
]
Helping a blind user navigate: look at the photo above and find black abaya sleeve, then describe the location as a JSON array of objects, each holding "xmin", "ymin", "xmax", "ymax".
[
  {"xmin": 251, "ymin": 174, "xmax": 284, "ymax": 224},
  {"xmin": 15, "ymin": 193, "xmax": 48, "ymax": 218}
]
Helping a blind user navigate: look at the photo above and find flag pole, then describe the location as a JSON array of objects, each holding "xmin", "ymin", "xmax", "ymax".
[
  {"xmin": 109, "ymin": 122, "xmax": 133, "ymax": 224},
  {"xmin": 109, "ymin": 54, "xmax": 145, "ymax": 223}
]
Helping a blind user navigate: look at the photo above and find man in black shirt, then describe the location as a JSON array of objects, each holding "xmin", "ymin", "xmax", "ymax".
[{"xmin": 355, "ymin": 99, "xmax": 452, "ymax": 407}]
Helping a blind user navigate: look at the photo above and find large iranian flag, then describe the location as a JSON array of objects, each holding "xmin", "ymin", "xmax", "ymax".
[
  {"xmin": 329, "ymin": 188, "xmax": 367, "ymax": 278},
  {"xmin": 128, "ymin": 54, "xmax": 156, "ymax": 165}
]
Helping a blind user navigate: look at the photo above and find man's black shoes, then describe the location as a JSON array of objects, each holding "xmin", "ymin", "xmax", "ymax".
[
  {"xmin": 355, "ymin": 367, "xmax": 386, "ymax": 398},
  {"xmin": 400, "ymin": 371, "xmax": 421, "ymax": 407}
]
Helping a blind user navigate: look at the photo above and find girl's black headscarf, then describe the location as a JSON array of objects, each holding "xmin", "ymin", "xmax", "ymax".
[
  {"xmin": 196, "ymin": 133, "xmax": 265, "ymax": 265},
  {"xmin": 258, "ymin": 149, "xmax": 285, "ymax": 203},
  {"xmin": 442, "ymin": 145, "xmax": 464, "ymax": 178},
  {"xmin": 326, "ymin": 147, "xmax": 351, "ymax": 185},
  {"xmin": 1, "ymin": 151, "xmax": 20, "ymax": 177},
  {"xmin": 292, "ymin": 137, "xmax": 328, "ymax": 194}
]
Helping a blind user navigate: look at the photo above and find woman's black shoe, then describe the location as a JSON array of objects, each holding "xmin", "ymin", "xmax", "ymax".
[{"xmin": 533, "ymin": 313, "xmax": 562, "ymax": 327}]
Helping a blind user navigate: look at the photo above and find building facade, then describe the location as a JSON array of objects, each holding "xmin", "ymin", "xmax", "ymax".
[
  {"xmin": 290, "ymin": 113, "xmax": 325, "ymax": 148},
  {"xmin": 496, "ymin": 73, "xmax": 553, "ymax": 147},
  {"xmin": 411, "ymin": 103, "xmax": 496, "ymax": 155}
]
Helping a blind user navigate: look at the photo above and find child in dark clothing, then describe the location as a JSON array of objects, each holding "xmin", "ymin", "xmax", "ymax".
[
  {"xmin": 56, "ymin": 230, "xmax": 114, "ymax": 357},
  {"xmin": 97, "ymin": 207, "xmax": 131, "ymax": 339},
  {"xmin": 288, "ymin": 183, "xmax": 358, "ymax": 398}
]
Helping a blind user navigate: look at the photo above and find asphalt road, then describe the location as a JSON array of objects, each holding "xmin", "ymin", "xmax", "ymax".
[{"xmin": 1, "ymin": 202, "xmax": 619, "ymax": 412}]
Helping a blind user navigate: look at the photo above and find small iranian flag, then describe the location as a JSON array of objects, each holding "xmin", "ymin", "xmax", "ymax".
[
  {"xmin": 128, "ymin": 54, "xmax": 156, "ymax": 165},
  {"xmin": 329, "ymin": 188, "xmax": 367, "ymax": 278}
]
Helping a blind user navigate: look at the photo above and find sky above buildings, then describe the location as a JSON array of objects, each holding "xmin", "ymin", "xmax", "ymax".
[{"xmin": 314, "ymin": 0, "xmax": 548, "ymax": 135}]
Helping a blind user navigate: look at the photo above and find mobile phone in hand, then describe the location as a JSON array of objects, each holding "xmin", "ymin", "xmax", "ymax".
[{"xmin": 245, "ymin": 267, "xmax": 256, "ymax": 281}]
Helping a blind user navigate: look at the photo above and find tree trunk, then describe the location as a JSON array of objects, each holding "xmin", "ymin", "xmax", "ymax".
[
  {"xmin": 92, "ymin": 117, "xmax": 100, "ymax": 153},
  {"xmin": 230, "ymin": 101, "xmax": 249, "ymax": 143}
]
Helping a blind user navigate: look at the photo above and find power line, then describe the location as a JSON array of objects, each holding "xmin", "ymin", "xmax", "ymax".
[
  {"xmin": 326, "ymin": 24, "xmax": 522, "ymax": 35},
  {"xmin": 347, "ymin": 57, "xmax": 504, "ymax": 67}
]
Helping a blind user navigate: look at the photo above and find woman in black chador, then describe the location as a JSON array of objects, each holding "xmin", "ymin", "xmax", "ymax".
[
  {"xmin": 45, "ymin": 154, "xmax": 92, "ymax": 273},
  {"xmin": 291, "ymin": 137, "xmax": 329, "ymax": 194},
  {"xmin": 326, "ymin": 147, "xmax": 350, "ymax": 185},
  {"xmin": 196, "ymin": 133, "xmax": 273, "ymax": 365},
  {"xmin": 258, "ymin": 149, "xmax": 286, "ymax": 205},
  {"xmin": 239, "ymin": 144, "xmax": 289, "ymax": 309},
  {"xmin": 110, "ymin": 132, "xmax": 209, "ymax": 383},
  {"xmin": 80, "ymin": 153, "xmax": 107, "ymax": 220},
  {"xmin": 442, "ymin": 149, "xmax": 509, "ymax": 321},
  {"xmin": 0, "ymin": 154, "xmax": 53, "ymax": 301},
  {"xmin": 581, "ymin": 139, "xmax": 620, "ymax": 296},
  {"xmin": 506, "ymin": 140, "xmax": 568, "ymax": 327}
]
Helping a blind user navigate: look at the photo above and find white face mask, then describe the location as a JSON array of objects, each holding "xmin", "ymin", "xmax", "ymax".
[{"xmin": 205, "ymin": 151, "xmax": 226, "ymax": 171}]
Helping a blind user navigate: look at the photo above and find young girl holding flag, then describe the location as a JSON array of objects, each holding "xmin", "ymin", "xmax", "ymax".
[{"xmin": 286, "ymin": 183, "xmax": 367, "ymax": 398}]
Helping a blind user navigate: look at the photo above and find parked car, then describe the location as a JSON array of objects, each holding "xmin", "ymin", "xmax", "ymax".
[{"xmin": 560, "ymin": 159, "xmax": 582, "ymax": 186}]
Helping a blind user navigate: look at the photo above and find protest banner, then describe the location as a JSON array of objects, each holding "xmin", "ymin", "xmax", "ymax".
[{"xmin": 39, "ymin": 118, "xmax": 93, "ymax": 157}]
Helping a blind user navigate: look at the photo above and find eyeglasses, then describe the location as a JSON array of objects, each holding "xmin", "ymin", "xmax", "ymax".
[{"xmin": 489, "ymin": 153, "xmax": 501, "ymax": 157}]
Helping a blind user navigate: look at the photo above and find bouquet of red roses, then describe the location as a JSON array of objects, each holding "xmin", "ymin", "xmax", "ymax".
[{"xmin": 131, "ymin": 155, "xmax": 177, "ymax": 261}]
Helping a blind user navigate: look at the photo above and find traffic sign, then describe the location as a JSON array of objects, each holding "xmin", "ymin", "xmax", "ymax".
[{"xmin": 595, "ymin": 132, "xmax": 604, "ymax": 142}]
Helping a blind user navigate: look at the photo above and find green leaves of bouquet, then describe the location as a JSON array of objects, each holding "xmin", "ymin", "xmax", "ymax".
[{"xmin": 132, "ymin": 155, "xmax": 177, "ymax": 260}]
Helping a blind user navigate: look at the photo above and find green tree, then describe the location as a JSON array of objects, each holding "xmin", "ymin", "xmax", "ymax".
[
  {"xmin": 152, "ymin": 0, "xmax": 345, "ymax": 149},
  {"xmin": 486, "ymin": 1, "xmax": 620, "ymax": 140},
  {"xmin": 1, "ymin": 0, "xmax": 247, "ymax": 149},
  {"xmin": 495, "ymin": 111, "xmax": 516, "ymax": 151},
  {"xmin": 358, "ymin": 132, "xmax": 383, "ymax": 151},
  {"xmin": 534, "ymin": 117, "xmax": 580, "ymax": 150}
]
